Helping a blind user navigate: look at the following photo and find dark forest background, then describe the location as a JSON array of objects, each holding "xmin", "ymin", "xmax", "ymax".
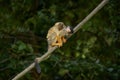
[{"xmin": 0, "ymin": 0, "xmax": 119, "ymax": 80}]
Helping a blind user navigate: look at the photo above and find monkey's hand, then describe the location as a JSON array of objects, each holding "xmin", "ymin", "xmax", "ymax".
[{"xmin": 51, "ymin": 36, "xmax": 63, "ymax": 47}]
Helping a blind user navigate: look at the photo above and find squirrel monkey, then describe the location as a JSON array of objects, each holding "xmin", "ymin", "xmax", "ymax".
[
  {"xmin": 46, "ymin": 22, "xmax": 73, "ymax": 50},
  {"xmin": 35, "ymin": 22, "xmax": 73, "ymax": 73}
]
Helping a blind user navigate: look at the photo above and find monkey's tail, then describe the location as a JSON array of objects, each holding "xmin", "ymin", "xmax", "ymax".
[{"xmin": 35, "ymin": 59, "xmax": 41, "ymax": 73}]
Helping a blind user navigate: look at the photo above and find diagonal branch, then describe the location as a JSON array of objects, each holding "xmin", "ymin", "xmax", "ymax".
[{"xmin": 12, "ymin": 0, "xmax": 109, "ymax": 80}]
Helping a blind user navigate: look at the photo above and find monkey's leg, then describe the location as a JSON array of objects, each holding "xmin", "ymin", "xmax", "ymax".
[
  {"xmin": 57, "ymin": 36, "xmax": 63, "ymax": 47},
  {"xmin": 61, "ymin": 36, "xmax": 66, "ymax": 43}
]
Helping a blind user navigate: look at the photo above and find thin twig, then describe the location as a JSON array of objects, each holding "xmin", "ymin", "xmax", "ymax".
[{"xmin": 12, "ymin": 0, "xmax": 109, "ymax": 80}]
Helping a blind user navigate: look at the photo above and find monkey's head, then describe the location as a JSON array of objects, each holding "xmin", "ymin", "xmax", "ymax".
[{"xmin": 55, "ymin": 22, "xmax": 66, "ymax": 31}]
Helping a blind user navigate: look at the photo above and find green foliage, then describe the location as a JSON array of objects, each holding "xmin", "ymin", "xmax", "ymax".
[{"xmin": 0, "ymin": 0, "xmax": 120, "ymax": 80}]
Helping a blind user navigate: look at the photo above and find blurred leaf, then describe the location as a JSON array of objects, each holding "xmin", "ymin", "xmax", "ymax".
[
  {"xmin": 18, "ymin": 42, "xmax": 26, "ymax": 51},
  {"xmin": 75, "ymin": 52, "xmax": 80, "ymax": 58},
  {"xmin": 58, "ymin": 68, "xmax": 69, "ymax": 76},
  {"xmin": 82, "ymin": 54, "xmax": 86, "ymax": 59}
]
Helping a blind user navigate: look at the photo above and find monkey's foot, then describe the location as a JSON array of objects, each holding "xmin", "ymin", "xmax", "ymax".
[{"xmin": 52, "ymin": 42, "xmax": 62, "ymax": 47}]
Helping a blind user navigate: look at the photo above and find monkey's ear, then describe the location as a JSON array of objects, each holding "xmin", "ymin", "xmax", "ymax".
[
  {"xmin": 57, "ymin": 24, "xmax": 64, "ymax": 31},
  {"xmin": 58, "ymin": 26, "xmax": 64, "ymax": 31}
]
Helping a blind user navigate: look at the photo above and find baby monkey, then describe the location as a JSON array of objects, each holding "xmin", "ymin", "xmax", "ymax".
[{"xmin": 47, "ymin": 22, "xmax": 73, "ymax": 50}]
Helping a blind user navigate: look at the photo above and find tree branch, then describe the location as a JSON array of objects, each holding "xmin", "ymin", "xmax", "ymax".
[{"xmin": 12, "ymin": 0, "xmax": 109, "ymax": 80}]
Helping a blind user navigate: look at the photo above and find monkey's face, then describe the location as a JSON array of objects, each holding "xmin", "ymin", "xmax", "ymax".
[{"xmin": 65, "ymin": 26, "xmax": 74, "ymax": 34}]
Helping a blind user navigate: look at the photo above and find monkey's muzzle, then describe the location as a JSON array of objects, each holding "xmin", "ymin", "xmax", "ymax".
[{"xmin": 66, "ymin": 26, "xmax": 74, "ymax": 34}]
